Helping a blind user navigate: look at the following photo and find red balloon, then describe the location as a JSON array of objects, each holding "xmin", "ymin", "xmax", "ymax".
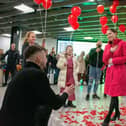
[
  {"xmin": 71, "ymin": 6, "xmax": 81, "ymax": 17},
  {"xmin": 111, "ymin": 15, "xmax": 118, "ymax": 23},
  {"xmin": 71, "ymin": 22, "xmax": 79, "ymax": 30},
  {"xmin": 110, "ymin": 5, "xmax": 116, "ymax": 13},
  {"xmin": 119, "ymin": 24, "xmax": 126, "ymax": 32},
  {"xmin": 113, "ymin": 0, "xmax": 119, "ymax": 7},
  {"xmin": 101, "ymin": 25, "xmax": 109, "ymax": 34},
  {"xmin": 68, "ymin": 14, "xmax": 78, "ymax": 25},
  {"xmin": 34, "ymin": 0, "xmax": 43, "ymax": 4},
  {"xmin": 42, "ymin": 0, "xmax": 52, "ymax": 10},
  {"xmin": 97, "ymin": 5, "xmax": 104, "ymax": 14},
  {"xmin": 100, "ymin": 16, "xmax": 108, "ymax": 25}
]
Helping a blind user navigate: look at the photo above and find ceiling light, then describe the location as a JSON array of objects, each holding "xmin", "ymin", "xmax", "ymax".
[
  {"xmin": 32, "ymin": 31, "xmax": 42, "ymax": 34},
  {"xmin": 2, "ymin": 34, "xmax": 11, "ymax": 37},
  {"xmin": 84, "ymin": 37, "xmax": 93, "ymax": 40},
  {"xmin": 14, "ymin": 4, "xmax": 34, "ymax": 13},
  {"xmin": 64, "ymin": 27, "xmax": 74, "ymax": 31}
]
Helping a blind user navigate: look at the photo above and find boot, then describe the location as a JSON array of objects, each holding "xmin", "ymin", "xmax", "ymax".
[
  {"xmin": 85, "ymin": 94, "xmax": 90, "ymax": 101},
  {"xmin": 68, "ymin": 101, "xmax": 76, "ymax": 108},
  {"xmin": 111, "ymin": 111, "xmax": 120, "ymax": 121},
  {"xmin": 111, "ymin": 97, "xmax": 120, "ymax": 121},
  {"xmin": 102, "ymin": 115, "xmax": 110, "ymax": 126},
  {"xmin": 102, "ymin": 97, "xmax": 115, "ymax": 126}
]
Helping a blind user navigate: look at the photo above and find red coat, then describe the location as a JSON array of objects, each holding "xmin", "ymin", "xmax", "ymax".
[{"xmin": 103, "ymin": 38, "xmax": 126, "ymax": 96}]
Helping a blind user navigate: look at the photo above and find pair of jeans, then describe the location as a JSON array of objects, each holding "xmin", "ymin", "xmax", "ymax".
[{"xmin": 87, "ymin": 65, "xmax": 102, "ymax": 94}]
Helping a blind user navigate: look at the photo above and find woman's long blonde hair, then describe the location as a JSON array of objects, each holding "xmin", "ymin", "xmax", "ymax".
[{"xmin": 24, "ymin": 31, "xmax": 35, "ymax": 43}]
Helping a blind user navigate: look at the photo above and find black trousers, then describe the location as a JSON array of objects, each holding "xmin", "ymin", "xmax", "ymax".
[
  {"xmin": 5, "ymin": 66, "xmax": 16, "ymax": 83},
  {"xmin": 34, "ymin": 106, "xmax": 52, "ymax": 126}
]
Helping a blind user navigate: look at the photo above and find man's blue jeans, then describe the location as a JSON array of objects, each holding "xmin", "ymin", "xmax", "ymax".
[{"xmin": 87, "ymin": 65, "xmax": 102, "ymax": 94}]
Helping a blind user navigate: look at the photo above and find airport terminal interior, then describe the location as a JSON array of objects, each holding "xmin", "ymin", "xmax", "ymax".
[{"xmin": 0, "ymin": 0, "xmax": 126, "ymax": 126}]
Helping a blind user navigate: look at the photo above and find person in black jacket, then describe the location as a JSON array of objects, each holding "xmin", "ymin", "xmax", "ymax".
[
  {"xmin": 85, "ymin": 41, "xmax": 103, "ymax": 100},
  {"xmin": 0, "ymin": 45, "xmax": 74, "ymax": 126},
  {"xmin": 1, "ymin": 43, "xmax": 20, "ymax": 86}
]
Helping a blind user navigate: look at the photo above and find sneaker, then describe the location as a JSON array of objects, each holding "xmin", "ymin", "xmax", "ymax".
[
  {"xmin": 92, "ymin": 94, "xmax": 100, "ymax": 99},
  {"xmin": 85, "ymin": 94, "xmax": 90, "ymax": 101}
]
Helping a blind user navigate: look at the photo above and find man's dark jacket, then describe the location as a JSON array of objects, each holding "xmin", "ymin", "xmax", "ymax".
[
  {"xmin": 1, "ymin": 49, "xmax": 20, "ymax": 69},
  {"xmin": 89, "ymin": 48, "xmax": 103, "ymax": 68},
  {"xmin": 0, "ymin": 62, "xmax": 68, "ymax": 126}
]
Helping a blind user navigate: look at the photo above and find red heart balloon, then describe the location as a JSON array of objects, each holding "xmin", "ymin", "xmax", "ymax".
[
  {"xmin": 111, "ymin": 15, "xmax": 118, "ymax": 23},
  {"xmin": 71, "ymin": 6, "xmax": 81, "ymax": 17},
  {"xmin": 101, "ymin": 25, "xmax": 109, "ymax": 34},
  {"xmin": 113, "ymin": 0, "xmax": 119, "ymax": 7},
  {"xmin": 71, "ymin": 22, "xmax": 79, "ymax": 30},
  {"xmin": 68, "ymin": 14, "xmax": 78, "ymax": 25},
  {"xmin": 34, "ymin": 0, "xmax": 43, "ymax": 4},
  {"xmin": 119, "ymin": 24, "xmax": 126, "ymax": 32},
  {"xmin": 100, "ymin": 16, "xmax": 108, "ymax": 25},
  {"xmin": 97, "ymin": 5, "xmax": 104, "ymax": 14},
  {"xmin": 110, "ymin": 5, "xmax": 116, "ymax": 13},
  {"xmin": 42, "ymin": 0, "xmax": 52, "ymax": 10}
]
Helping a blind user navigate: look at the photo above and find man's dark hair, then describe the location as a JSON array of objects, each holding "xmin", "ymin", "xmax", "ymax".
[{"xmin": 24, "ymin": 45, "xmax": 46, "ymax": 59}]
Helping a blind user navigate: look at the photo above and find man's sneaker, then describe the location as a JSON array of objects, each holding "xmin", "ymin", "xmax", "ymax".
[
  {"xmin": 85, "ymin": 94, "xmax": 90, "ymax": 101},
  {"xmin": 92, "ymin": 94, "xmax": 100, "ymax": 99}
]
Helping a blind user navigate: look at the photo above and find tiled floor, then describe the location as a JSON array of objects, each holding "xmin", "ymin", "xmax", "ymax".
[{"xmin": 0, "ymin": 84, "xmax": 126, "ymax": 126}]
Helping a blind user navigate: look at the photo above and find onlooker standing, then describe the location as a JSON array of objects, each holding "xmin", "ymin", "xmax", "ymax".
[
  {"xmin": 22, "ymin": 31, "xmax": 36, "ymax": 66},
  {"xmin": 85, "ymin": 41, "xmax": 103, "ymax": 100},
  {"xmin": 57, "ymin": 45, "xmax": 79, "ymax": 107},
  {"xmin": 1, "ymin": 43, "xmax": 20, "ymax": 86},
  {"xmin": 102, "ymin": 29, "xmax": 126, "ymax": 126},
  {"xmin": 0, "ymin": 45, "xmax": 74, "ymax": 126},
  {"xmin": 77, "ymin": 51, "xmax": 86, "ymax": 85}
]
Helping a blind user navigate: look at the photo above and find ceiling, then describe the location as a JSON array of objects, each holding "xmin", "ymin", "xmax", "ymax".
[{"xmin": 0, "ymin": 0, "xmax": 126, "ymax": 43}]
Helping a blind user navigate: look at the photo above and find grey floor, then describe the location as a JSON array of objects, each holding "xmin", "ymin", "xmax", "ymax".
[{"xmin": 0, "ymin": 84, "xmax": 126, "ymax": 126}]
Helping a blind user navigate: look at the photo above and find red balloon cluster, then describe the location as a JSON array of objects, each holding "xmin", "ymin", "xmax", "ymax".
[
  {"xmin": 97, "ymin": 5, "xmax": 104, "ymax": 14},
  {"xmin": 101, "ymin": 25, "xmax": 109, "ymax": 34},
  {"xmin": 34, "ymin": 0, "xmax": 52, "ymax": 10},
  {"xmin": 119, "ymin": 24, "xmax": 126, "ymax": 33},
  {"xmin": 68, "ymin": 6, "xmax": 81, "ymax": 30}
]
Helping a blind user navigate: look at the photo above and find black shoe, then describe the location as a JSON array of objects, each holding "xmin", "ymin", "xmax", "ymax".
[
  {"xmin": 92, "ymin": 94, "xmax": 100, "ymax": 99},
  {"xmin": 64, "ymin": 104, "xmax": 69, "ymax": 108},
  {"xmin": 111, "ymin": 112, "xmax": 120, "ymax": 121},
  {"xmin": 2, "ymin": 83, "xmax": 7, "ymax": 87},
  {"xmin": 85, "ymin": 94, "xmax": 90, "ymax": 101},
  {"xmin": 68, "ymin": 101, "xmax": 76, "ymax": 108}
]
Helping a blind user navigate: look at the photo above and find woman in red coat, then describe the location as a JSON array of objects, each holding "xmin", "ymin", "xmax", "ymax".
[{"xmin": 102, "ymin": 29, "xmax": 126, "ymax": 126}]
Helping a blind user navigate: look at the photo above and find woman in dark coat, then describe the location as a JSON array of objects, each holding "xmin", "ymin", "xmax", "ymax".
[
  {"xmin": 22, "ymin": 31, "xmax": 36, "ymax": 66},
  {"xmin": 102, "ymin": 29, "xmax": 126, "ymax": 126}
]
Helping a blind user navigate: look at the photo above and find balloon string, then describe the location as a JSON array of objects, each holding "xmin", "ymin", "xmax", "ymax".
[
  {"xmin": 39, "ymin": 5, "xmax": 44, "ymax": 37},
  {"xmin": 70, "ymin": 31, "xmax": 74, "ymax": 43},
  {"xmin": 99, "ymin": 15, "xmax": 102, "ymax": 41},
  {"xmin": 44, "ymin": 8, "xmax": 48, "ymax": 39}
]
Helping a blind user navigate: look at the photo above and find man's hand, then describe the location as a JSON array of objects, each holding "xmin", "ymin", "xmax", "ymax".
[{"xmin": 110, "ymin": 45, "xmax": 118, "ymax": 53}]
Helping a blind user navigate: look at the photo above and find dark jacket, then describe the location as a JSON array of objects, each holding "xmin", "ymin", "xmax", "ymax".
[
  {"xmin": 2, "ymin": 49, "xmax": 20, "ymax": 69},
  {"xmin": 89, "ymin": 48, "xmax": 103, "ymax": 68},
  {"xmin": 0, "ymin": 62, "xmax": 68, "ymax": 126}
]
